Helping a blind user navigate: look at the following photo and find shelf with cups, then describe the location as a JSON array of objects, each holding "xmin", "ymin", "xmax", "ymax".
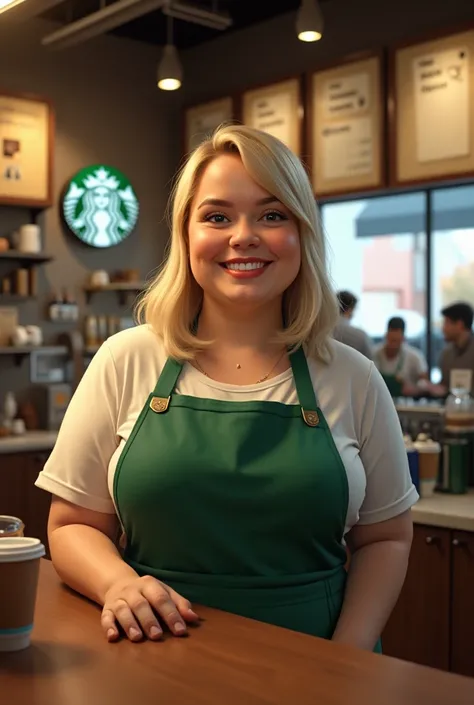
[
  {"xmin": 83, "ymin": 281, "xmax": 146, "ymax": 306},
  {"xmin": 0, "ymin": 251, "xmax": 53, "ymax": 278}
]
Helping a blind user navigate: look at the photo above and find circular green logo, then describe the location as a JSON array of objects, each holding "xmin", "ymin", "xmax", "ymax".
[{"xmin": 63, "ymin": 165, "xmax": 139, "ymax": 248}]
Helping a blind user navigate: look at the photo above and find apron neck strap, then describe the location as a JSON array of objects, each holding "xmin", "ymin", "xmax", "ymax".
[
  {"xmin": 152, "ymin": 347, "xmax": 320, "ymax": 414},
  {"xmin": 289, "ymin": 346, "xmax": 319, "ymax": 410},
  {"xmin": 153, "ymin": 357, "xmax": 183, "ymax": 397}
]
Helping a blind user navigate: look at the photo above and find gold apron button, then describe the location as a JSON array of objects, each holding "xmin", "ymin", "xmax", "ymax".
[
  {"xmin": 149, "ymin": 396, "xmax": 170, "ymax": 413},
  {"xmin": 302, "ymin": 409, "xmax": 319, "ymax": 427}
]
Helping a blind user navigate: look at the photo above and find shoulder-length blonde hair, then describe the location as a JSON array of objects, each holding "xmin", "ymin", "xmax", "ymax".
[{"xmin": 136, "ymin": 124, "xmax": 338, "ymax": 362}]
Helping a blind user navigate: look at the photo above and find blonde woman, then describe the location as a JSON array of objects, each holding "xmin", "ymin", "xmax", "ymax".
[{"xmin": 36, "ymin": 125, "xmax": 417, "ymax": 652}]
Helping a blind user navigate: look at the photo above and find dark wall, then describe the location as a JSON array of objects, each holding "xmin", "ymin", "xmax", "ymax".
[
  {"xmin": 0, "ymin": 18, "xmax": 181, "ymax": 406},
  {"xmin": 181, "ymin": 0, "xmax": 474, "ymax": 107}
]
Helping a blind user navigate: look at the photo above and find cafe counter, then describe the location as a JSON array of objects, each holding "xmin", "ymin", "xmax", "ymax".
[{"xmin": 1, "ymin": 561, "xmax": 474, "ymax": 705}]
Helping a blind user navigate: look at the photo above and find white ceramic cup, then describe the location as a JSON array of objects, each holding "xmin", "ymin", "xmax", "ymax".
[
  {"xmin": 12, "ymin": 326, "xmax": 29, "ymax": 347},
  {"xmin": 90, "ymin": 270, "xmax": 109, "ymax": 287},
  {"xmin": 16, "ymin": 225, "xmax": 41, "ymax": 254},
  {"xmin": 25, "ymin": 325, "xmax": 43, "ymax": 346},
  {"xmin": 11, "ymin": 419, "xmax": 26, "ymax": 436}
]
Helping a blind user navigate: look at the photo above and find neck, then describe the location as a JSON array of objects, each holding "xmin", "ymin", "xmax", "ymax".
[
  {"xmin": 384, "ymin": 347, "xmax": 400, "ymax": 360},
  {"xmin": 454, "ymin": 330, "xmax": 472, "ymax": 348},
  {"xmin": 197, "ymin": 296, "xmax": 283, "ymax": 353}
]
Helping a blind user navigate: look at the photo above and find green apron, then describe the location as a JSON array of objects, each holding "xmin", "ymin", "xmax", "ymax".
[
  {"xmin": 114, "ymin": 347, "xmax": 350, "ymax": 640},
  {"xmin": 379, "ymin": 351, "xmax": 405, "ymax": 398}
]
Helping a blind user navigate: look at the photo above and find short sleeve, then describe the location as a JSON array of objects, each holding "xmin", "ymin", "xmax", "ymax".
[
  {"xmin": 35, "ymin": 342, "xmax": 119, "ymax": 513},
  {"xmin": 357, "ymin": 364, "xmax": 419, "ymax": 525}
]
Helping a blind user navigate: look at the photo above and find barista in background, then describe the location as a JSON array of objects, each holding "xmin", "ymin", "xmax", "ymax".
[
  {"xmin": 333, "ymin": 291, "xmax": 372, "ymax": 359},
  {"xmin": 374, "ymin": 317, "xmax": 428, "ymax": 397},
  {"xmin": 438, "ymin": 302, "xmax": 474, "ymax": 396}
]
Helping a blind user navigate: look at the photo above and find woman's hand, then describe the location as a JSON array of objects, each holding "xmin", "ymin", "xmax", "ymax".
[{"xmin": 102, "ymin": 575, "xmax": 200, "ymax": 642}]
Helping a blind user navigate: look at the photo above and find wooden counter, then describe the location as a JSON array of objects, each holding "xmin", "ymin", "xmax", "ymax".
[{"xmin": 1, "ymin": 561, "xmax": 474, "ymax": 705}]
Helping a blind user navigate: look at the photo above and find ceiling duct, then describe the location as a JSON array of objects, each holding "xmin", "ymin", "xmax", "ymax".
[
  {"xmin": 41, "ymin": 0, "xmax": 166, "ymax": 49},
  {"xmin": 163, "ymin": 1, "xmax": 232, "ymax": 31},
  {"xmin": 0, "ymin": 0, "xmax": 67, "ymax": 20}
]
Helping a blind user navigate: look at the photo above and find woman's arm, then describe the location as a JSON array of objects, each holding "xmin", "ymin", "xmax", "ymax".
[
  {"xmin": 332, "ymin": 510, "xmax": 413, "ymax": 651},
  {"xmin": 48, "ymin": 497, "xmax": 199, "ymax": 641}
]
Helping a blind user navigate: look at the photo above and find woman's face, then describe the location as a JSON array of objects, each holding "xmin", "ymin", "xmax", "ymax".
[{"xmin": 187, "ymin": 154, "xmax": 301, "ymax": 311}]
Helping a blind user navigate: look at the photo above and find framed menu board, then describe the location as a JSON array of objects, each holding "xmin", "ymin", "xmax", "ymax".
[
  {"xmin": 0, "ymin": 91, "xmax": 54, "ymax": 207},
  {"xmin": 391, "ymin": 29, "xmax": 474, "ymax": 186},
  {"xmin": 309, "ymin": 54, "xmax": 384, "ymax": 197},
  {"xmin": 242, "ymin": 78, "xmax": 302, "ymax": 156},
  {"xmin": 184, "ymin": 97, "xmax": 234, "ymax": 153}
]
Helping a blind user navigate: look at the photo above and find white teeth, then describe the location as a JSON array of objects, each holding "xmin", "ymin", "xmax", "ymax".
[{"xmin": 225, "ymin": 262, "xmax": 266, "ymax": 271}]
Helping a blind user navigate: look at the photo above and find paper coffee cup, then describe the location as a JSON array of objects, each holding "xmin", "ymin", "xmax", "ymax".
[{"xmin": 0, "ymin": 537, "xmax": 45, "ymax": 652}]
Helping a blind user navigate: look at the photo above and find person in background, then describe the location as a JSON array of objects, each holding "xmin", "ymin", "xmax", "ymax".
[
  {"xmin": 373, "ymin": 317, "xmax": 428, "ymax": 398},
  {"xmin": 438, "ymin": 302, "xmax": 474, "ymax": 395},
  {"xmin": 333, "ymin": 291, "xmax": 373, "ymax": 359}
]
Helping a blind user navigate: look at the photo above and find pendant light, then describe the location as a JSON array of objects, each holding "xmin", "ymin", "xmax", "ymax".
[
  {"xmin": 157, "ymin": 11, "xmax": 182, "ymax": 91},
  {"xmin": 296, "ymin": 0, "xmax": 323, "ymax": 43}
]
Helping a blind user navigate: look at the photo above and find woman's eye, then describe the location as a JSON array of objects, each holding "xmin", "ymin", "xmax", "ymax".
[
  {"xmin": 204, "ymin": 212, "xmax": 229, "ymax": 224},
  {"xmin": 263, "ymin": 211, "xmax": 286, "ymax": 222}
]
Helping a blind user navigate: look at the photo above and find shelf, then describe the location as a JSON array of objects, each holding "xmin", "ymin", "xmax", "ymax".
[
  {"xmin": 83, "ymin": 281, "xmax": 146, "ymax": 305},
  {"xmin": 0, "ymin": 345, "xmax": 68, "ymax": 366},
  {"xmin": 0, "ymin": 251, "xmax": 53, "ymax": 278},
  {"xmin": 0, "ymin": 294, "xmax": 34, "ymax": 303}
]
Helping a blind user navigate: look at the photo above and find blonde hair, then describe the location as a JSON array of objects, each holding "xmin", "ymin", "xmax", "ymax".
[{"xmin": 136, "ymin": 124, "xmax": 338, "ymax": 362}]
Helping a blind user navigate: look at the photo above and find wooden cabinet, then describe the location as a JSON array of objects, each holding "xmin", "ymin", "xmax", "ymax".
[
  {"xmin": 451, "ymin": 530, "xmax": 474, "ymax": 677},
  {"xmin": 383, "ymin": 524, "xmax": 474, "ymax": 678},
  {"xmin": 0, "ymin": 451, "xmax": 51, "ymax": 555}
]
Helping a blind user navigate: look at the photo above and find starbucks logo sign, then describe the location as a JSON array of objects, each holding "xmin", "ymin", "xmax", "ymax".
[{"xmin": 63, "ymin": 165, "xmax": 139, "ymax": 248}]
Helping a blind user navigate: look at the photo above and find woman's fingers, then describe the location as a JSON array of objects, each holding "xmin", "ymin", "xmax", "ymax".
[
  {"xmin": 167, "ymin": 587, "xmax": 200, "ymax": 622},
  {"xmin": 112, "ymin": 598, "xmax": 146, "ymax": 641},
  {"xmin": 101, "ymin": 608, "xmax": 120, "ymax": 642},
  {"xmin": 142, "ymin": 580, "xmax": 190, "ymax": 635}
]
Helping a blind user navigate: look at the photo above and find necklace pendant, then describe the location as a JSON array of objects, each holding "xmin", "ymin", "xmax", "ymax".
[{"xmin": 236, "ymin": 363, "xmax": 241, "ymax": 369}]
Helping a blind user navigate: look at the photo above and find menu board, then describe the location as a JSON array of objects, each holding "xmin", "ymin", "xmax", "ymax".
[
  {"xmin": 0, "ymin": 92, "xmax": 53, "ymax": 207},
  {"xmin": 184, "ymin": 97, "xmax": 234, "ymax": 153},
  {"xmin": 310, "ymin": 56, "xmax": 383, "ymax": 196},
  {"xmin": 242, "ymin": 78, "xmax": 302, "ymax": 155},
  {"xmin": 392, "ymin": 30, "xmax": 474, "ymax": 185}
]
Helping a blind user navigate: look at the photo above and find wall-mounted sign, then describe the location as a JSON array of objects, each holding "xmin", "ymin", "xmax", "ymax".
[
  {"xmin": 0, "ymin": 91, "xmax": 54, "ymax": 208},
  {"xmin": 309, "ymin": 54, "xmax": 384, "ymax": 196},
  {"xmin": 391, "ymin": 29, "xmax": 474, "ymax": 186},
  {"xmin": 184, "ymin": 97, "xmax": 234, "ymax": 153},
  {"xmin": 242, "ymin": 78, "xmax": 302, "ymax": 156},
  {"xmin": 63, "ymin": 165, "xmax": 139, "ymax": 248}
]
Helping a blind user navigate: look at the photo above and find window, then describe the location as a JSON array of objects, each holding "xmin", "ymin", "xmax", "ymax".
[
  {"xmin": 321, "ymin": 193, "xmax": 427, "ymax": 352},
  {"xmin": 430, "ymin": 185, "xmax": 474, "ymax": 382}
]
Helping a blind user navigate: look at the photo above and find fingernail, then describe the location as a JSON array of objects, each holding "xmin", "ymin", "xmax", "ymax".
[
  {"xmin": 188, "ymin": 609, "xmax": 200, "ymax": 620},
  {"xmin": 174, "ymin": 623, "xmax": 186, "ymax": 634},
  {"xmin": 129, "ymin": 627, "xmax": 142, "ymax": 640},
  {"xmin": 107, "ymin": 628, "xmax": 116, "ymax": 640},
  {"xmin": 150, "ymin": 626, "xmax": 162, "ymax": 639}
]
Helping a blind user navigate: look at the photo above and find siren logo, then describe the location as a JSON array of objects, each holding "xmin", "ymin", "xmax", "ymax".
[{"xmin": 63, "ymin": 165, "xmax": 139, "ymax": 248}]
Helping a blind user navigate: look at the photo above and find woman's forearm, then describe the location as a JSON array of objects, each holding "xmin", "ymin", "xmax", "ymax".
[
  {"xmin": 49, "ymin": 524, "xmax": 138, "ymax": 606},
  {"xmin": 332, "ymin": 539, "xmax": 411, "ymax": 651}
]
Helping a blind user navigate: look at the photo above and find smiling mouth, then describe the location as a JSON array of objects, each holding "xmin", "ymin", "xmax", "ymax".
[{"xmin": 219, "ymin": 261, "xmax": 271, "ymax": 271}]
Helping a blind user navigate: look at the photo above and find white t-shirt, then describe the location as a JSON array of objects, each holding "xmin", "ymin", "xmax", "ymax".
[
  {"xmin": 36, "ymin": 325, "xmax": 418, "ymax": 534},
  {"xmin": 373, "ymin": 343, "xmax": 427, "ymax": 387}
]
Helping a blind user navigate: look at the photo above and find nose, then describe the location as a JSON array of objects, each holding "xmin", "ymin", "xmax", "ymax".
[{"xmin": 228, "ymin": 218, "xmax": 259, "ymax": 248}]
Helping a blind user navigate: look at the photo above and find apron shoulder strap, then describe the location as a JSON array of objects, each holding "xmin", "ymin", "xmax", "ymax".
[
  {"xmin": 153, "ymin": 357, "xmax": 183, "ymax": 398},
  {"xmin": 290, "ymin": 347, "xmax": 321, "ymax": 427}
]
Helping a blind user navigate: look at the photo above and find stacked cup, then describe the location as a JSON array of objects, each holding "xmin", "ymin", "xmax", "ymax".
[{"xmin": 0, "ymin": 521, "xmax": 45, "ymax": 651}]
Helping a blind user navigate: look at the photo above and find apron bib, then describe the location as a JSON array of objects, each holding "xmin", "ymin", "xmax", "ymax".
[
  {"xmin": 379, "ymin": 351, "xmax": 405, "ymax": 397},
  {"xmin": 114, "ymin": 347, "xmax": 350, "ymax": 639}
]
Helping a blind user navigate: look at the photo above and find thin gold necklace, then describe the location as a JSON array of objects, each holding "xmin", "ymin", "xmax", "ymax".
[{"xmin": 194, "ymin": 348, "xmax": 287, "ymax": 384}]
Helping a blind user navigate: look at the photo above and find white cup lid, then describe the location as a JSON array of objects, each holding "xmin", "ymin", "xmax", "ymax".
[{"xmin": 0, "ymin": 537, "xmax": 45, "ymax": 563}]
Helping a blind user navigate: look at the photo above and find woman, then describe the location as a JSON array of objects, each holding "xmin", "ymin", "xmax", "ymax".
[{"xmin": 36, "ymin": 125, "xmax": 418, "ymax": 651}]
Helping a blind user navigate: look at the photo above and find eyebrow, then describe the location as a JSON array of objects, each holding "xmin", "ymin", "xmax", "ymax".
[{"xmin": 197, "ymin": 196, "xmax": 280, "ymax": 210}]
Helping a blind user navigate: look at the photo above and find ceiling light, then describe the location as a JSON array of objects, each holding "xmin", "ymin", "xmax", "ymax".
[
  {"xmin": 296, "ymin": 0, "xmax": 323, "ymax": 42},
  {"xmin": 0, "ymin": 0, "xmax": 65, "ymax": 18},
  {"xmin": 42, "ymin": 0, "xmax": 166, "ymax": 50},
  {"xmin": 157, "ymin": 14, "xmax": 182, "ymax": 91}
]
